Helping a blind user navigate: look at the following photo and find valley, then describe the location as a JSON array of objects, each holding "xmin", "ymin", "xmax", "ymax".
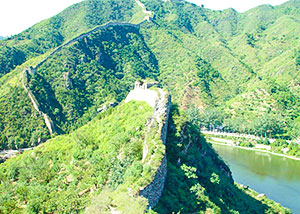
[{"xmin": 0, "ymin": 0, "xmax": 300, "ymax": 212}]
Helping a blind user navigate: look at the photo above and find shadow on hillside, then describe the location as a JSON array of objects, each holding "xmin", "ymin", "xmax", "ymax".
[{"xmin": 154, "ymin": 105, "xmax": 275, "ymax": 214}]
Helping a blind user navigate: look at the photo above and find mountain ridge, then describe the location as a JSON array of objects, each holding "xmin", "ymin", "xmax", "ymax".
[{"xmin": 0, "ymin": 0, "xmax": 298, "ymax": 212}]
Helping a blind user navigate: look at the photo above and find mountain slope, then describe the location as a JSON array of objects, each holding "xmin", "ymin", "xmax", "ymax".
[
  {"xmin": 0, "ymin": 101, "xmax": 154, "ymax": 213},
  {"xmin": 1, "ymin": 0, "xmax": 300, "ymax": 149},
  {"xmin": 0, "ymin": 0, "xmax": 144, "ymax": 78},
  {"xmin": 0, "ymin": 23, "xmax": 159, "ymax": 149},
  {"xmin": 0, "ymin": 100, "xmax": 290, "ymax": 213},
  {"xmin": 155, "ymin": 106, "xmax": 290, "ymax": 213},
  {"xmin": 0, "ymin": 0, "xmax": 299, "ymax": 211},
  {"xmin": 27, "ymin": 25, "xmax": 159, "ymax": 134},
  {"xmin": 139, "ymin": 0, "xmax": 300, "ymax": 139}
]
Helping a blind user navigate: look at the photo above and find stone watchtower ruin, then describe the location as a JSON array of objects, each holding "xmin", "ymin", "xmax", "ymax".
[
  {"xmin": 134, "ymin": 81, "xmax": 148, "ymax": 90},
  {"xmin": 134, "ymin": 80, "xmax": 160, "ymax": 90}
]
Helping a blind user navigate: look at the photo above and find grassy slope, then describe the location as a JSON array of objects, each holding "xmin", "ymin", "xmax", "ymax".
[{"xmin": 0, "ymin": 101, "xmax": 157, "ymax": 213}]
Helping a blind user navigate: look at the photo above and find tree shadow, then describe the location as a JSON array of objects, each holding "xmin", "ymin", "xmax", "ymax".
[{"xmin": 155, "ymin": 105, "xmax": 278, "ymax": 214}]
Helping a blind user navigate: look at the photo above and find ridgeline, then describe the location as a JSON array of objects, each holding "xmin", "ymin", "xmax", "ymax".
[{"xmin": 0, "ymin": 0, "xmax": 299, "ymax": 212}]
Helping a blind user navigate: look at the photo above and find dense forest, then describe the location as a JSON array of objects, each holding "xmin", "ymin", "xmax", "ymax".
[
  {"xmin": 0, "ymin": 0, "xmax": 299, "ymax": 212},
  {"xmin": 1, "ymin": 0, "xmax": 300, "ymax": 148}
]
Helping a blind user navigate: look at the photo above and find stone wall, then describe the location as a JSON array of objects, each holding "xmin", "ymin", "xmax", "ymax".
[
  {"xmin": 22, "ymin": 70, "xmax": 54, "ymax": 135},
  {"xmin": 35, "ymin": 21, "xmax": 148, "ymax": 70},
  {"xmin": 23, "ymin": 0, "xmax": 154, "ymax": 136},
  {"xmin": 130, "ymin": 87, "xmax": 171, "ymax": 208},
  {"xmin": 139, "ymin": 154, "xmax": 167, "ymax": 208}
]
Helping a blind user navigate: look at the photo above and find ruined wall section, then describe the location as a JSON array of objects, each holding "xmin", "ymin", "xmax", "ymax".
[
  {"xmin": 138, "ymin": 89, "xmax": 171, "ymax": 208},
  {"xmin": 125, "ymin": 84, "xmax": 171, "ymax": 208},
  {"xmin": 22, "ymin": 69, "xmax": 54, "ymax": 135}
]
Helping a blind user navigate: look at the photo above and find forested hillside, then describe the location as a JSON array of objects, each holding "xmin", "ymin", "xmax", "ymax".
[
  {"xmin": 0, "ymin": 101, "xmax": 290, "ymax": 213},
  {"xmin": 1, "ymin": 0, "xmax": 299, "ymax": 150},
  {"xmin": 139, "ymin": 0, "xmax": 300, "ymax": 140},
  {"xmin": 0, "ymin": 0, "xmax": 155, "ymax": 149},
  {"xmin": 27, "ymin": 25, "xmax": 159, "ymax": 134},
  {"xmin": 0, "ymin": 0, "xmax": 142, "ymax": 78},
  {"xmin": 0, "ymin": 0, "xmax": 299, "ymax": 212},
  {"xmin": 0, "ymin": 101, "xmax": 155, "ymax": 213}
]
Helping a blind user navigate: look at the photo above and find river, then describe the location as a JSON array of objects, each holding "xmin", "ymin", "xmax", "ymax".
[{"xmin": 212, "ymin": 143, "xmax": 300, "ymax": 213}]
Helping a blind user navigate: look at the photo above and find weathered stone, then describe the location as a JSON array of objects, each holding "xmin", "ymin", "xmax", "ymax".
[
  {"xmin": 126, "ymin": 83, "xmax": 171, "ymax": 208},
  {"xmin": 257, "ymin": 193, "xmax": 266, "ymax": 198},
  {"xmin": 139, "ymin": 154, "xmax": 167, "ymax": 208}
]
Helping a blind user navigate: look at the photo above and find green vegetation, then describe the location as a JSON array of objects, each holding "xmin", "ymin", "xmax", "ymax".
[
  {"xmin": 0, "ymin": 101, "xmax": 160, "ymax": 213},
  {"xmin": 28, "ymin": 25, "xmax": 158, "ymax": 134},
  {"xmin": 0, "ymin": 0, "xmax": 143, "ymax": 78},
  {"xmin": 155, "ymin": 106, "xmax": 290, "ymax": 213},
  {"xmin": 1, "ymin": 0, "xmax": 300, "ymax": 147},
  {"xmin": 139, "ymin": 0, "xmax": 300, "ymax": 140},
  {"xmin": 0, "ymin": 86, "xmax": 49, "ymax": 149},
  {"xmin": 0, "ymin": 25, "xmax": 159, "ymax": 147},
  {"xmin": 205, "ymin": 133, "xmax": 300, "ymax": 158},
  {"xmin": 0, "ymin": 0, "xmax": 299, "ymax": 212}
]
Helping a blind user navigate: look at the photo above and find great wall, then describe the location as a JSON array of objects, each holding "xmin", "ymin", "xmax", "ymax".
[
  {"xmin": 20, "ymin": 0, "xmax": 170, "ymax": 209},
  {"xmin": 22, "ymin": 0, "xmax": 154, "ymax": 135},
  {"xmin": 125, "ymin": 81, "xmax": 171, "ymax": 208}
]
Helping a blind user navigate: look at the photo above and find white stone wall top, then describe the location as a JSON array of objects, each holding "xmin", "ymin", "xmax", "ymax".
[{"xmin": 125, "ymin": 88, "xmax": 158, "ymax": 107}]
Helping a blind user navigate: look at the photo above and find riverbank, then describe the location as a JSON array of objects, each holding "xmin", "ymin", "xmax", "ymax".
[
  {"xmin": 212, "ymin": 143, "xmax": 299, "ymax": 213},
  {"xmin": 208, "ymin": 141, "xmax": 300, "ymax": 161}
]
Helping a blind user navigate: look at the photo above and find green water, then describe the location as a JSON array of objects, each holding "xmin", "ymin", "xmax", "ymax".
[{"xmin": 212, "ymin": 144, "xmax": 300, "ymax": 213}]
